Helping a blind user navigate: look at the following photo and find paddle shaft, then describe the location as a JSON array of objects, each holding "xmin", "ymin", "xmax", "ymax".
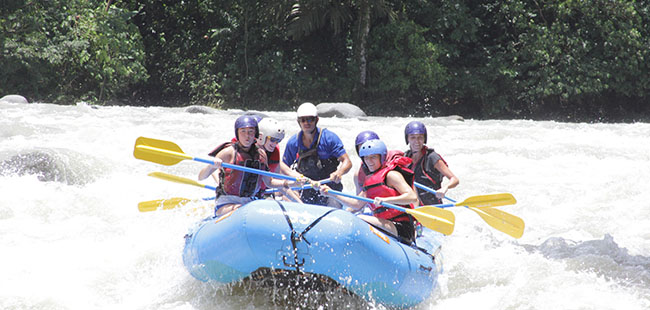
[
  {"xmin": 192, "ymin": 183, "xmax": 318, "ymax": 194},
  {"xmin": 204, "ymin": 158, "xmax": 298, "ymax": 181},
  {"xmin": 325, "ymin": 188, "xmax": 456, "ymax": 235},
  {"xmin": 327, "ymin": 189, "xmax": 408, "ymax": 212},
  {"xmin": 135, "ymin": 144, "xmax": 296, "ymax": 181},
  {"xmin": 148, "ymin": 171, "xmax": 325, "ymax": 194},
  {"xmin": 414, "ymin": 182, "xmax": 457, "ymax": 206}
]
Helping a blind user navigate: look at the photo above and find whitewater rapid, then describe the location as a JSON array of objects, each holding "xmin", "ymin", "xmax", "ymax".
[{"xmin": 1, "ymin": 102, "xmax": 649, "ymax": 309}]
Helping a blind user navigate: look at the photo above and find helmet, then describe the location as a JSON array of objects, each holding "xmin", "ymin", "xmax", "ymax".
[
  {"xmin": 404, "ymin": 121, "xmax": 427, "ymax": 144},
  {"xmin": 296, "ymin": 102, "xmax": 318, "ymax": 118},
  {"xmin": 251, "ymin": 114, "xmax": 263, "ymax": 123},
  {"xmin": 359, "ymin": 139, "xmax": 387, "ymax": 165},
  {"xmin": 257, "ymin": 118, "xmax": 285, "ymax": 143},
  {"xmin": 234, "ymin": 115, "xmax": 259, "ymax": 140},
  {"xmin": 354, "ymin": 130, "xmax": 380, "ymax": 155}
]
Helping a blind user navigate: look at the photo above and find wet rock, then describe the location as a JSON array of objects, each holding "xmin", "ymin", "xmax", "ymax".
[
  {"xmin": 0, "ymin": 94, "xmax": 29, "ymax": 104},
  {"xmin": 436, "ymin": 115, "xmax": 464, "ymax": 121},
  {"xmin": 316, "ymin": 103, "xmax": 367, "ymax": 118},
  {"xmin": 185, "ymin": 105, "xmax": 217, "ymax": 114},
  {"xmin": 0, "ymin": 149, "xmax": 99, "ymax": 185}
]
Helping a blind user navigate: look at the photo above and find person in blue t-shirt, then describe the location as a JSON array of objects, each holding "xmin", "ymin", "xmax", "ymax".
[{"xmin": 281, "ymin": 102, "xmax": 352, "ymax": 206}]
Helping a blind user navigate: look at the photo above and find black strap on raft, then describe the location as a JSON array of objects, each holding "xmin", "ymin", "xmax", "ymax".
[{"xmin": 274, "ymin": 200, "xmax": 340, "ymax": 272}]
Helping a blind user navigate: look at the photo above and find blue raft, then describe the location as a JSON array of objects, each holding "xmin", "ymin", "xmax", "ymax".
[{"xmin": 182, "ymin": 199, "xmax": 443, "ymax": 308}]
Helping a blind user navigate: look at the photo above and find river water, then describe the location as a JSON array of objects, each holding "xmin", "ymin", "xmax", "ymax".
[{"xmin": 1, "ymin": 102, "xmax": 649, "ymax": 309}]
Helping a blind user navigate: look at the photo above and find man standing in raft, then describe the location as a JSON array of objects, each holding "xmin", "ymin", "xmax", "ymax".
[
  {"xmin": 282, "ymin": 102, "xmax": 352, "ymax": 206},
  {"xmin": 199, "ymin": 115, "xmax": 304, "ymax": 216},
  {"xmin": 404, "ymin": 121, "xmax": 459, "ymax": 205},
  {"xmin": 320, "ymin": 139, "xmax": 419, "ymax": 243}
]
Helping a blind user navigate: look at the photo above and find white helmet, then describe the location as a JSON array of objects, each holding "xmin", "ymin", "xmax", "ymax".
[
  {"xmin": 296, "ymin": 102, "xmax": 318, "ymax": 118},
  {"xmin": 257, "ymin": 118, "xmax": 285, "ymax": 143}
]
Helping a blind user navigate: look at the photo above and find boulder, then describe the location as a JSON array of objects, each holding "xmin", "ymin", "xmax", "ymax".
[
  {"xmin": 0, "ymin": 94, "xmax": 28, "ymax": 104},
  {"xmin": 243, "ymin": 111, "xmax": 269, "ymax": 120},
  {"xmin": 436, "ymin": 115, "xmax": 464, "ymax": 122},
  {"xmin": 316, "ymin": 102, "xmax": 367, "ymax": 118},
  {"xmin": 185, "ymin": 105, "xmax": 216, "ymax": 114}
]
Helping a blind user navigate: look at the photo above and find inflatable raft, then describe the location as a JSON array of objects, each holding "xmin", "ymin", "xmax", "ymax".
[{"xmin": 182, "ymin": 199, "xmax": 443, "ymax": 308}]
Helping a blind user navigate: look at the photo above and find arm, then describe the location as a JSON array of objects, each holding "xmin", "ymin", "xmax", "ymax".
[
  {"xmin": 374, "ymin": 170, "xmax": 419, "ymax": 206},
  {"xmin": 353, "ymin": 169, "xmax": 363, "ymax": 194},
  {"xmin": 279, "ymin": 160, "xmax": 302, "ymax": 178},
  {"xmin": 198, "ymin": 146, "xmax": 233, "ymax": 180},
  {"xmin": 319, "ymin": 184, "xmax": 366, "ymax": 211},
  {"xmin": 330, "ymin": 153, "xmax": 352, "ymax": 183},
  {"xmin": 281, "ymin": 138, "xmax": 303, "ymax": 178},
  {"xmin": 434, "ymin": 160, "xmax": 459, "ymax": 197},
  {"xmin": 262, "ymin": 175, "xmax": 305, "ymax": 189}
]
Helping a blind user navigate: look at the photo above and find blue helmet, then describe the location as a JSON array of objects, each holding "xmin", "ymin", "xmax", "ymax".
[
  {"xmin": 234, "ymin": 115, "xmax": 259, "ymax": 140},
  {"xmin": 359, "ymin": 139, "xmax": 387, "ymax": 165},
  {"xmin": 404, "ymin": 121, "xmax": 427, "ymax": 144},
  {"xmin": 355, "ymin": 130, "xmax": 380, "ymax": 155}
]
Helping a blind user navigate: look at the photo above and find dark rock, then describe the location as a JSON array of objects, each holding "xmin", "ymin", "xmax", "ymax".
[
  {"xmin": 316, "ymin": 103, "xmax": 367, "ymax": 118},
  {"xmin": 185, "ymin": 105, "xmax": 216, "ymax": 114}
]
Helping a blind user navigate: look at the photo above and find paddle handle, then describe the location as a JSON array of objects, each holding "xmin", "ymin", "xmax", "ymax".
[
  {"xmin": 327, "ymin": 189, "xmax": 407, "ymax": 212},
  {"xmin": 263, "ymin": 179, "xmax": 331, "ymax": 194}
]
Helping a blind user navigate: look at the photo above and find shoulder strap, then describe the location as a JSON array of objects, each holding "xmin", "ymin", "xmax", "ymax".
[
  {"xmin": 313, "ymin": 128, "xmax": 325, "ymax": 149},
  {"xmin": 208, "ymin": 141, "xmax": 233, "ymax": 157}
]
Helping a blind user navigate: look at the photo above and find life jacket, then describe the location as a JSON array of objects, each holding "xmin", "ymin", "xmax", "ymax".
[
  {"xmin": 405, "ymin": 146, "xmax": 447, "ymax": 205},
  {"xmin": 267, "ymin": 146, "xmax": 280, "ymax": 172},
  {"xmin": 362, "ymin": 156, "xmax": 415, "ymax": 222},
  {"xmin": 357, "ymin": 149, "xmax": 405, "ymax": 187},
  {"xmin": 208, "ymin": 140, "xmax": 268, "ymax": 198},
  {"xmin": 294, "ymin": 128, "xmax": 339, "ymax": 180},
  {"xmin": 259, "ymin": 146, "xmax": 280, "ymax": 192}
]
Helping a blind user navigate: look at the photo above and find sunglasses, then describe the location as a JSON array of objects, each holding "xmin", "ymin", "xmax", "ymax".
[
  {"xmin": 298, "ymin": 116, "xmax": 316, "ymax": 123},
  {"xmin": 269, "ymin": 137, "xmax": 282, "ymax": 143}
]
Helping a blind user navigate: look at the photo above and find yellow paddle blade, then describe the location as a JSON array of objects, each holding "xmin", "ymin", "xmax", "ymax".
[
  {"xmin": 138, "ymin": 197, "xmax": 191, "ymax": 212},
  {"xmin": 468, "ymin": 207, "xmax": 525, "ymax": 238},
  {"xmin": 407, "ymin": 207, "xmax": 455, "ymax": 235},
  {"xmin": 133, "ymin": 137, "xmax": 192, "ymax": 166},
  {"xmin": 148, "ymin": 172, "xmax": 204, "ymax": 188},
  {"xmin": 455, "ymin": 193, "xmax": 517, "ymax": 209}
]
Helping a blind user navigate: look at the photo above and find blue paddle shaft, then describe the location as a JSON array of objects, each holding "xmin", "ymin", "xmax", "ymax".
[
  {"xmin": 193, "ymin": 156, "xmax": 297, "ymax": 181},
  {"xmin": 327, "ymin": 189, "xmax": 407, "ymax": 212},
  {"xmin": 264, "ymin": 179, "xmax": 331, "ymax": 194},
  {"xmin": 414, "ymin": 182, "xmax": 456, "ymax": 207}
]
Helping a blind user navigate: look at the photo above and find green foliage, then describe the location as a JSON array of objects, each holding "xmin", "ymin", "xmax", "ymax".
[
  {"xmin": 2, "ymin": 0, "xmax": 650, "ymax": 121},
  {"xmin": 364, "ymin": 20, "xmax": 447, "ymax": 114},
  {"xmin": 0, "ymin": 0, "xmax": 147, "ymax": 103}
]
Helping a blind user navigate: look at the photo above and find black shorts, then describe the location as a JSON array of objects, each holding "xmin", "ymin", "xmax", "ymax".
[{"xmin": 393, "ymin": 220, "xmax": 415, "ymax": 243}]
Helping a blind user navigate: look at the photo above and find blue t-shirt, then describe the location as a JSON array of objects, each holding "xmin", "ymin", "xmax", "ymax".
[{"xmin": 282, "ymin": 128, "xmax": 347, "ymax": 166}]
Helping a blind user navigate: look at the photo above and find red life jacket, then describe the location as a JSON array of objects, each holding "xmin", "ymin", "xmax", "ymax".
[
  {"xmin": 209, "ymin": 140, "xmax": 268, "ymax": 198},
  {"xmin": 268, "ymin": 146, "xmax": 280, "ymax": 172},
  {"xmin": 259, "ymin": 146, "xmax": 280, "ymax": 192},
  {"xmin": 362, "ymin": 155, "xmax": 415, "ymax": 222}
]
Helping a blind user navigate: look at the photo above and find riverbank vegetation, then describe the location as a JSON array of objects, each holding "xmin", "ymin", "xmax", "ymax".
[{"xmin": 2, "ymin": 0, "xmax": 649, "ymax": 121}]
